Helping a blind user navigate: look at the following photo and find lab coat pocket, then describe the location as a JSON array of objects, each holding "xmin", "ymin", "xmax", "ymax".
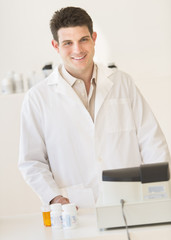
[
  {"xmin": 66, "ymin": 184, "xmax": 95, "ymax": 208},
  {"xmin": 105, "ymin": 98, "xmax": 135, "ymax": 132}
]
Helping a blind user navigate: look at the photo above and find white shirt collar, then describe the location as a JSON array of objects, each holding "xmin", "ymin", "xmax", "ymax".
[{"xmin": 61, "ymin": 64, "xmax": 97, "ymax": 86}]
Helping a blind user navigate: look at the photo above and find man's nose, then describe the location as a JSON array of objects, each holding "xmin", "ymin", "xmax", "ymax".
[{"xmin": 73, "ymin": 43, "xmax": 82, "ymax": 53}]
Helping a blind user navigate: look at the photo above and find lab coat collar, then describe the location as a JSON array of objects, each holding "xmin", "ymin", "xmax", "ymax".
[
  {"xmin": 47, "ymin": 65, "xmax": 88, "ymax": 112},
  {"xmin": 47, "ymin": 63, "xmax": 117, "ymax": 120},
  {"xmin": 47, "ymin": 65, "xmax": 65, "ymax": 85},
  {"xmin": 46, "ymin": 63, "xmax": 116, "ymax": 85}
]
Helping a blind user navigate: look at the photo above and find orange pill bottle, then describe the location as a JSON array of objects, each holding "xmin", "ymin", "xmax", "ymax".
[{"xmin": 41, "ymin": 205, "xmax": 51, "ymax": 227}]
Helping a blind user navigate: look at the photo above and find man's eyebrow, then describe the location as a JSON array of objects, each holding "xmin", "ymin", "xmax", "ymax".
[
  {"xmin": 81, "ymin": 35, "xmax": 91, "ymax": 39},
  {"xmin": 61, "ymin": 35, "xmax": 91, "ymax": 43},
  {"xmin": 61, "ymin": 40, "xmax": 72, "ymax": 44}
]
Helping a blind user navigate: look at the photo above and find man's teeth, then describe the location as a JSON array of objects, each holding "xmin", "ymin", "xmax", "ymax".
[{"xmin": 73, "ymin": 56, "xmax": 85, "ymax": 60}]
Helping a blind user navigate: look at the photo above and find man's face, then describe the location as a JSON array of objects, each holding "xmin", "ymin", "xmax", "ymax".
[{"xmin": 52, "ymin": 26, "xmax": 97, "ymax": 77}]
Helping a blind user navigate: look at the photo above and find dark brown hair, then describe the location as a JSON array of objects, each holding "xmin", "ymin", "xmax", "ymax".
[{"xmin": 50, "ymin": 7, "xmax": 93, "ymax": 42}]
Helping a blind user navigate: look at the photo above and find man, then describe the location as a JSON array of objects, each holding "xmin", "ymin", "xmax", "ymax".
[{"xmin": 18, "ymin": 7, "xmax": 170, "ymax": 207}]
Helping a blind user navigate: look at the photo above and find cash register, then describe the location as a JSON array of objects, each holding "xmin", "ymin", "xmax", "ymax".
[{"xmin": 96, "ymin": 162, "xmax": 171, "ymax": 230}]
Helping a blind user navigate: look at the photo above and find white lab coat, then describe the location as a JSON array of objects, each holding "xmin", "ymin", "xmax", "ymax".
[{"xmin": 18, "ymin": 64, "xmax": 170, "ymax": 207}]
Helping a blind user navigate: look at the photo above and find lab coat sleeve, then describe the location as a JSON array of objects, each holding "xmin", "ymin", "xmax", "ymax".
[
  {"xmin": 128, "ymin": 76, "xmax": 171, "ymax": 165},
  {"xmin": 18, "ymin": 91, "xmax": 61, "ymax": 204}
]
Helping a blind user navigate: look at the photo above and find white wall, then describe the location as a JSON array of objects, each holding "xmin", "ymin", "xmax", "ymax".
[
  {"xmin": 0, "ymin": 0, "xmax": 171, "ymax": 216},
  {"xmin": 0, "ymin": 93, "xmax": 41, "ymax": 216},
  {"xmin": 0, "ymin": 0, "xmax": 171, "ymax": 79}
]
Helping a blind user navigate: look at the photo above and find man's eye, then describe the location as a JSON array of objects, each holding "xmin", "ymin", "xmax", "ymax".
[
  {"xmin": 81, "ymin": 38, "xmax": 88, "ymax": 42},
  {"xmin": 64, "ymin": 42, "xmax": 72, "ymax": 46}
]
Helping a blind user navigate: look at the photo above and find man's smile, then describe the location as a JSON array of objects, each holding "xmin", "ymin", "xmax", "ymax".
[{"xmin": 71, "ymin": 54, "xmax": 87, "ymax": 60}]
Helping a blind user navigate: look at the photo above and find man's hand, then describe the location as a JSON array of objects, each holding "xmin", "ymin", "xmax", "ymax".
[{"xmin": 50, "ymin": 195, "xmax": 70, "ymax": 205}]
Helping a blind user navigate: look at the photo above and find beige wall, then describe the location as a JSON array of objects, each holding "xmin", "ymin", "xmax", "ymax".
[{"xmin": 0, "ymin": 0, "xmax": 171, "ymax": 216}]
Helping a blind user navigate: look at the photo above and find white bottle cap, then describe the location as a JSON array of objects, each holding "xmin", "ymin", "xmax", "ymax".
[
  {"xmin": 50, "ymin": 203, "xmax": 62, "ymax": 211},
  {"xmin": 41, "ymin": 205, "xmax": 50, "ymax": 212},
  {"xmin": 62, "ymin": 203, "xmax": 76, "ymax": 213}
]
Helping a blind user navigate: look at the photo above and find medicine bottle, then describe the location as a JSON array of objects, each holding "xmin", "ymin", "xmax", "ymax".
[
  {"xmin": 1, "ymin": 71, "xmax": 14, "ymax": 94},
  {"xmin": 41, "ymin": 205, "xmax": 51, "ymax": 227},
  {"xmin": 62, "ymin": 203, "xmax": 77, "ymax": 229},
  {"xmin": 13, "ymin": 73, "xmax": 24, "ymax": 93},
  {"xmin": 50, "ymin": 203, "xmax": 62, "ymax": 228},
  {"xmin": 27, "ymin": 71, "xmax": 37, "ymax": 89}
]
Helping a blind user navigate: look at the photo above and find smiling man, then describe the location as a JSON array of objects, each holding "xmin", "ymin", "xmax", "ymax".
[
  {"xmin": 18, "ymin": 7, "xmax": 170, "ymax": 207},
  {"xmin": 52, "ymin": 26, "xmax": 97, "ymax": 89}
]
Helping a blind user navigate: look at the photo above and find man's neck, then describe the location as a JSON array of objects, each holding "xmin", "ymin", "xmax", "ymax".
[{"xmin": 64, "ymin": 63, "xmax": 94, "ymax": 94}]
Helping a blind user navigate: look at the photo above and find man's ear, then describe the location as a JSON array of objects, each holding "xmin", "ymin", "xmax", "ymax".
[
  {"xmin": 52, "ymin": 40, "xmax": 59, "ymax": 52},
  {"xmin": 92, "ymin": 32, "xmax": 97, "ymax": 43}
]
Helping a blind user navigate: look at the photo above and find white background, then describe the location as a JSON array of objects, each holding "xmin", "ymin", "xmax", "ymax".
[{"xmin": 0, "ymin": 0, "xmax": 171, "ymax": 216}]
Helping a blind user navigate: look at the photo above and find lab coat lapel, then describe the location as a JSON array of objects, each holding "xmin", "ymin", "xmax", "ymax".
[
  {"xmin": 47, "ymin": 67, "xmax": 83, "ymax": 104},
  {"xmin": 47, "ymin": 65, "xmax": 116, "ymax": 121},
  {"xmin": 47, "ymin": 66, "xmax": 94, "ymax": 124},
  {"xmin": 94, "ymin": 65, "xmax": 115, "ymax": 120}
]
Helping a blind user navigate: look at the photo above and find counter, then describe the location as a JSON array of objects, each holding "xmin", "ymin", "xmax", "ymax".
[{"xmin": 0, "ymin": 208, "xmax": 171, "ymax": 240}]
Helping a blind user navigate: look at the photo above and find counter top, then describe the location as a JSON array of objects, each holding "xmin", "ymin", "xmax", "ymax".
[{"xmin": 0, "ymin": 208, "xmax": 171, "ymax": 240}]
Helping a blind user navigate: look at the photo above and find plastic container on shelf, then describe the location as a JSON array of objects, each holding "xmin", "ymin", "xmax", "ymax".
[
  {"xmin": 13, "ymin": 73, "xmax": 24, "ymax": 93},
  {"xmin": 1, "ymin": 71, "xmax": 15, "ymax": 94},
  {"xmin": 27, "ymin": 71, "xmax": 37, "ymax": 89},
  {"xmin": 42, "ymin": 63, "xmax": 53, "ymax": 78}
]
